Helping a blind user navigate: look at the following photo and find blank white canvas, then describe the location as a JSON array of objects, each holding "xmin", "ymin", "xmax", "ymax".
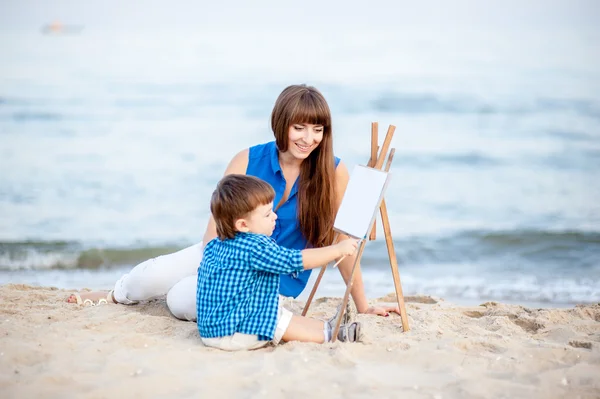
[{"xmin": 334, "ymin": 165, "xmax": 390, "ymax": 239}]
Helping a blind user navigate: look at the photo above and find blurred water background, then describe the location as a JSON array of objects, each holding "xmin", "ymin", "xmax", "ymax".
[{"xmin": 1, "ymin": 1, "xmax": 599, "ymax": 307}]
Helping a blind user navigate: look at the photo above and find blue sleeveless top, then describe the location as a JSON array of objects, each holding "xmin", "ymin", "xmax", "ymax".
[{"xmin": 246, "ymin": 141, "xmax": 341, "ymax": 298}]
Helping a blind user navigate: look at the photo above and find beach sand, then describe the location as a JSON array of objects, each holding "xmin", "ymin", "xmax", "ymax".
[{"xmin": 0, "ymin": 284, "xmax": 598, "ymax": 399}]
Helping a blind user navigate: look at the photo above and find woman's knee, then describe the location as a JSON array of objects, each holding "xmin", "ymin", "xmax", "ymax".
[{"xmin": 166, "ymin": 275, "xmax": 198, "ymax": 321}]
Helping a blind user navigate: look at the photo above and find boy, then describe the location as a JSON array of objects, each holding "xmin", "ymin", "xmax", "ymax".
[{"xmin": 197, "ymin": 174, "xmax": 361, "ymax": 351}]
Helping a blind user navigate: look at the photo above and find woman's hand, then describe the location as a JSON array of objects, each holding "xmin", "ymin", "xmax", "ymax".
[{"xmin": 361, "ymin": 304, "xmax": 401, "ymax": 317}]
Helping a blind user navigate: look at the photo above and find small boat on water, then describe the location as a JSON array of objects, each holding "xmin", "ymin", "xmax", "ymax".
[{"xmin": 41, "ymin": 21, "xmax": 84, "ymax": 35}]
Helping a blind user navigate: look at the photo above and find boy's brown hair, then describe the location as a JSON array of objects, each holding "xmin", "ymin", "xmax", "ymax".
[{"xmin": 210, "ymin": 174, "xmax": 275, "ymax": 240}]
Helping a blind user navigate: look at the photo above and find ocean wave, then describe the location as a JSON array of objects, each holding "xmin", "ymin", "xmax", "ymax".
[
  {"xmin": 2, "ymin": 230, "xmax": 598, "ymax": 305},
  {"xmin": 399, "ymin": 273, "xmax": 599, "ymax": 304},
  {"xmin": 365, "ymin": 92, "xmax": 600, "ymax": 120},
  {"xmin": 11, "ymin": 111, "xmax": 63, "ymax": 121},
  {"xmin": 4, "ymin": 89, "xmax": 599, "ymax": 124},
  {"xmin": 382, "ymin": 149, "xmax": 596, "ymax": 170},
  {"xmin": 362, "ymin": 229, "xmax": 600, "ymax": 270},
  {"xmin": 0, "ymin": 241, "xmax": 183, "ymax": 271},
  {"xmin": 2, "ymin": 229, "xmax": 598, "ymax": 272},
  {"xmin": 543, "ymin": 129, "xmax": 598, "ymax": 143},
  {"xmin": 314, "ymin": 266, "xmax": 599, "ymax": 305},
  {"xmin": 392, "ymin": 152, "xmax": 503, "ymax": 168}
]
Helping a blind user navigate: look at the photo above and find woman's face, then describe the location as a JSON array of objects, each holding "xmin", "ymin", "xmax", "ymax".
[{"xmin": 286, "ymin": 123, "xmax": 324, "ymax": 160}]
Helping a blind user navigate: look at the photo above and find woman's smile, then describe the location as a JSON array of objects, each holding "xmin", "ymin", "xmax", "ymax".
[{"xmin": 294, "ymin": 142, "xmax": 314, "ymax": 153}]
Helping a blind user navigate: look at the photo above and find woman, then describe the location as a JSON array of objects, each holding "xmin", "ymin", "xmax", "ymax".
[{"xmin": 69, "ymin": 84, "xmax": 399, "ymax": 319}]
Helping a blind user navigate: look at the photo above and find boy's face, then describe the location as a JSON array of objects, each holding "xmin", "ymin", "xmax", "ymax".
[{"xmin": 237, "ymin": 202, "xmax": 277, "ymax": 236}]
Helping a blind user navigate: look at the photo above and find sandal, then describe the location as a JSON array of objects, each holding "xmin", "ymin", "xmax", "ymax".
[
  {"xmin": 337, "ymin": 322, "xmax": 361, "ymax": 343},
  {"xmin": 67, "ymin": 290, "xmax": 116, "ymax": 306}
]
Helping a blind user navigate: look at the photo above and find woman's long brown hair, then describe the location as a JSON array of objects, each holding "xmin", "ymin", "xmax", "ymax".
[{"xmin": 271, "ymin": 84, "xmax": 336, "ymax": 248}]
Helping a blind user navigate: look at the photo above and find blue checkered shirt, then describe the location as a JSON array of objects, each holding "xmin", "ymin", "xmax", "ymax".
[{"xmin": 196, "ymin": 232, "xmax": 304, "ymax": 340}]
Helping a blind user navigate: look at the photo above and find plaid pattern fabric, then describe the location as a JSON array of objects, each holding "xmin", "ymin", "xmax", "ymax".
[{"xmin": 197, "ymin": 232, "xmax": 303, "ymax": 340}]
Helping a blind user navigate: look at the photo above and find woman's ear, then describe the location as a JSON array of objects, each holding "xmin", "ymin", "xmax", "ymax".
[{"xmin": 234, "ymin": 218, "xmax": 250, "ymax": 233}]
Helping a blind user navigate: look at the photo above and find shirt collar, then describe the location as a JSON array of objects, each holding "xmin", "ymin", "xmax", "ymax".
[{"xmin": 270, "ymin": 141, "xmax": 282, "ymax": 176}]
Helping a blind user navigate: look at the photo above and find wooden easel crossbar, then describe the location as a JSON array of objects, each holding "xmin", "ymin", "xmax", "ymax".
[{"xmin": 302, "ymin": 122, "xmax": 410, "ymax": 340}]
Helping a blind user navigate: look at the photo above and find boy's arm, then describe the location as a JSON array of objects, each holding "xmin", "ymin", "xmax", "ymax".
[
  {"xmin": 300, "ymin": 246, "xmax": 344, "ymax": 270},
  {"xmin": 251, "ymin": 237, "xmax": 304, "ymax": 275},
  {"xmin": 251, "ymin": 236, "xmax": 357, "ymax": 274}
]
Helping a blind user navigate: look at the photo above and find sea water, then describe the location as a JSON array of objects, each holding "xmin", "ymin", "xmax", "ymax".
[{"xmin": 1, "ymin": 1, "xmax": 599, "ymax": 306}]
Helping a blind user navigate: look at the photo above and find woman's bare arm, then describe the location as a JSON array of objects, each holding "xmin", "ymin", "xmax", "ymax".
[{"xmin": 201, "ymin": 149, "xmax": 249, "ymax": 245}]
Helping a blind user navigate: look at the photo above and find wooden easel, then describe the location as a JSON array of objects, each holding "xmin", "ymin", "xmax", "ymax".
[{"xmin": 302, "ymin": 122, "xmax": 410, "ymax": 340}]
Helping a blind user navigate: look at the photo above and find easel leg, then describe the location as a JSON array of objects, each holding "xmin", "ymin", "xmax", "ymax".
[
  {"xmin": 301, "ymin": 232, "xmax": 340, "ymax": 316},
  {"xmin": 331, "ymin": 239, "xmax": 367, "ymax": 342},
  {"xmin": 301, "ymin": 265, "xmax": 326, "ymax": 316},
  {"xmin": 380, "ymin": 199, "xmax": 410, "ymax": 332},
  {"xmin": 369, "ymin": 122, "xmax": 378, "ymax": 241}
]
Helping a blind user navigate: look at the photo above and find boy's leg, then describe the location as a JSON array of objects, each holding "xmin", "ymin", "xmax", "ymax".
[
  {"xmin": 272, "ymin": 301, "xmax": 362, "ymax": 344},
  {"xmin": 294, "ymin": 315, "xmax": 326, "ymax": 332},
  {"xmin": 280, "ymin": 316, "xmax": 362, "ymax": 344},
  {"xmin": 273, "ymin": 297, "xmax": 324, "ymax": 344},
  {"xmin": 281, "ymin": 315, "xmax": 326, "ymax": 344},
  {"xmin": 112, "ymin": 243, "xmax": 203, "ymax": 304}
]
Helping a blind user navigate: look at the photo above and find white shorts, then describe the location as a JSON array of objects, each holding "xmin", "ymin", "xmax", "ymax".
[{"xmin": 201, "ymin": 296, "xmax": 293, "ymax": 351}]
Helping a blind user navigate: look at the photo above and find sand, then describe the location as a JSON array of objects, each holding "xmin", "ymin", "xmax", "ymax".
[{"xmin": 0, "ymin": 284, "xmax": 599, "ymax": 399}]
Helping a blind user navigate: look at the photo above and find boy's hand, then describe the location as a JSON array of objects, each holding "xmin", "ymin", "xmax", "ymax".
[{"xmin": 336, "ymin": 238, "xmax": 359, "ymax": 257}]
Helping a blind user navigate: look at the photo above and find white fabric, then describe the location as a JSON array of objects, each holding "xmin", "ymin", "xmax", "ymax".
[
  {"xmin": 273, "ymin": 297, "xmax": 294, "ymax": 344},
  {"xmin": 112, "ymin": 242, "xmax": 296, "ymax": 324},
  {"xmin": 166, "ymin": 275, "xmax": 198, "ymax": 321},
  {"xmin": 201, "ymin": 301, "xmax": 293, "ymax": 351},
  {"xmin": 201, "ymin": 333, "xmax": 270, "ymax": 351},
  {"xmin": 113, "ymin": 242, "xmax": 203, "ymax": 320}
]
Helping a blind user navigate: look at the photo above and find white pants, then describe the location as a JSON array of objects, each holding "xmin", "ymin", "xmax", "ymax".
[{"xmin": 112, "ymin": 242, "xmax": 204, "ymax": 321}]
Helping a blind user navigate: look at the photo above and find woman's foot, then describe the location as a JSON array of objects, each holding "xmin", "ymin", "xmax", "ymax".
[{"xmin": 67, "ymin": 290, "xmax": 117, "ymax": 306}]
